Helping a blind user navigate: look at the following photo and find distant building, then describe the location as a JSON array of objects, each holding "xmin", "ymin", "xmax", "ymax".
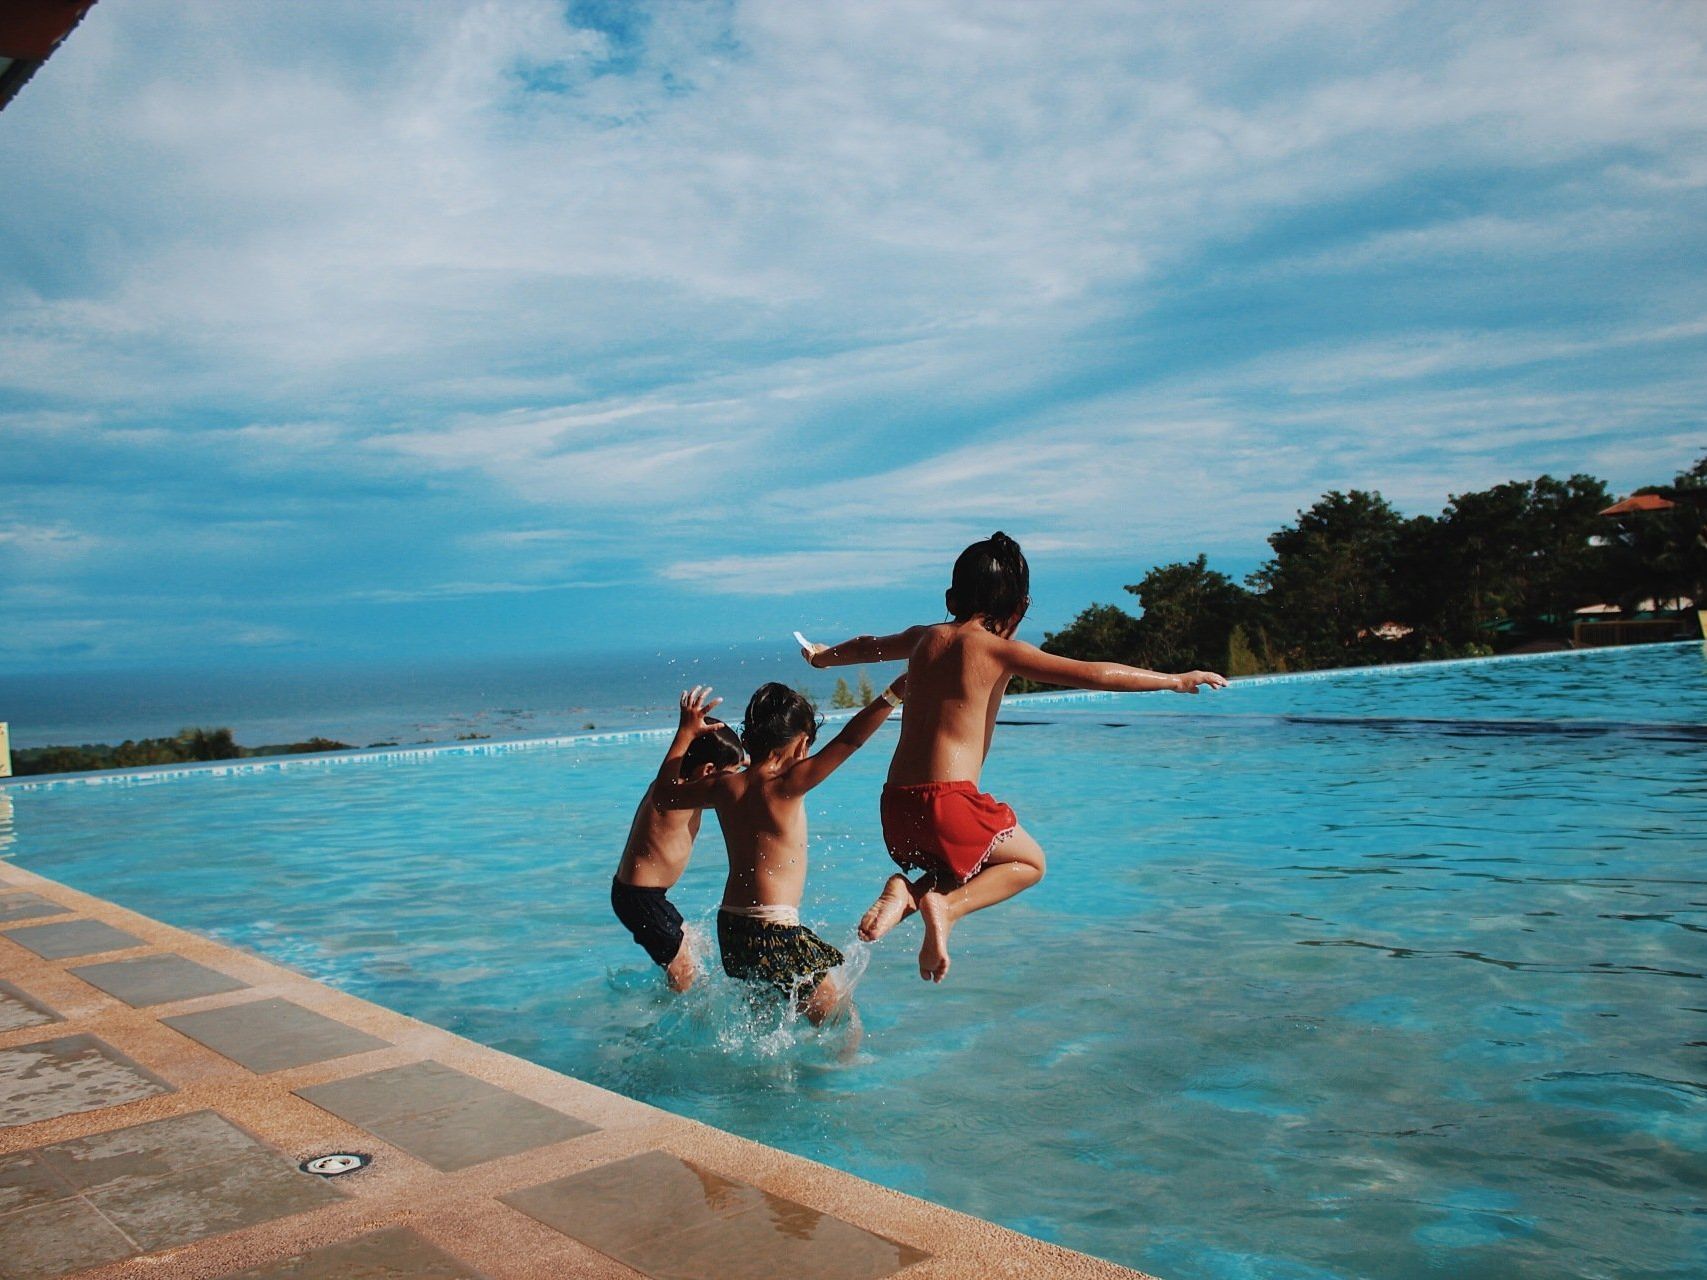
[
  {"xmin": 1598, "ymin": 493, "xmax": 1677, "ymax": 516},
  {"xmin": 1354, "ymin": 621, "xmax": 1415, "ymax": 642}
]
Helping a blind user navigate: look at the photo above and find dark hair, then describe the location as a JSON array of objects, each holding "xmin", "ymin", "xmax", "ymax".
[
  {"xmin": 740, "ymin": 683, "xmax": 818, "ymax": 761},
  {"xmin": 682, "ymin": 720, "xmax": 743, "ymax": 773},
  {"xmin": 947, "ymin": 531, "xmax": 1030, "ymax": 625}
]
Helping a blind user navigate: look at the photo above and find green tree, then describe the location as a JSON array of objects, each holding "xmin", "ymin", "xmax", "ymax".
[
  {"xmin": 993, "ymin": 460, "xmax": 1696, "ymax": 678},
  {"xmin": 1011, "ymin": 603, "xmax": 1145, "ymax": 691},
  {"xmin": 1432, "ymin": 474, "xmax": 1615, "ymax": 640},
  {"xmin": 830, "ymin": 677, "xmax": 857, "ymax": 709},
  {"xmin": 1124, "ymin": 555, "xmax": 1252, "ymax": 671},
  {"xmin": 176, "ymin": 726, "xmax": 241, "ymax": 761},
  {"xmin": 1040, "ymin": 603, "xmax": 1144, "ymax": 664},
  {"xmin": 14, "ymin": 746, "xmax": 105, "ymax": 776},
  {"xmin": 1249, "ymin": 490, "xmax": 1406, "ymax": 667},
  {"xmin": 857, "ymin": 670, "xmax": 875, "ymax": 703},
  {"xmin": 1225, "ymin": 624, "xmax": 1265, "ymax": 676},
  {"xmin": 1634, "ymin": 452, "xmax": 1707, "ymax": 608}
]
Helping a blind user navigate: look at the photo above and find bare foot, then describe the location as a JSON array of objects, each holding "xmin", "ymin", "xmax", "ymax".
[
  {"xmin": 665, "ymin": 948, "xmax": 696, "ymax": 993},
  {"xmin": 917, "ymin": 890, "xmax": 953, "ymax": 983},
  {"xmin": 859, "ymin": 874, "xmax": 915, "ymax": 942}
]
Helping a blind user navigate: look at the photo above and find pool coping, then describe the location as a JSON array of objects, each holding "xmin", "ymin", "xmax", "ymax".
[
  {"xmin": 6, "ymin": 641, "xmax": 1694, "ymax": 792},
  {"xmin": 0, "ymin": 861, "xmax": 1151, "ymax": 1279}
]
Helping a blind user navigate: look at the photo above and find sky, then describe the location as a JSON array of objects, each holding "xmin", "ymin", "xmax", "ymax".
[{"xmin": 3, "ymin": 0, "xmax": 1705, "ymax": 673}]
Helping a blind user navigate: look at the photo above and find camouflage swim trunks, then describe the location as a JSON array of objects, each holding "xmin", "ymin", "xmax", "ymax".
[{"xmin": 716, "ymin": 909, "xmax": 843, "ymax": 1000}]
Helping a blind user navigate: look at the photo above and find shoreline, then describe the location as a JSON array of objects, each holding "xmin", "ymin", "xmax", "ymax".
[
  {"xmin": 6, "ymin": 640, "xmax": 1695, "ymax": 792},
  {"xmin": 0, "ymin": 639, "xmax": 826, "ymax": 755}
]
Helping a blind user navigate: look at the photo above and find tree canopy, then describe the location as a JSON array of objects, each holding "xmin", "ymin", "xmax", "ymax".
[{"xmin": 1039, "ymin": 455, "xmax": 1702, "ymax": 679}]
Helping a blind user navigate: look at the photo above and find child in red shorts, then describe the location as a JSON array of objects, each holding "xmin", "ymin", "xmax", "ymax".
[{"xmin": 803, "ymin": 532, "xmax": 1226, "ymax": 983}]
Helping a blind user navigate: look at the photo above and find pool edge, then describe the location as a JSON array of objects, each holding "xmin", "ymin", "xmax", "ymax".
[
  {"xmin": 0, "ymin": 862, "xmax": 1153, "ymax": 1280},
  {"xmin": 5, "ymin": 640, "xmax": 1697, "ymax": 792}
]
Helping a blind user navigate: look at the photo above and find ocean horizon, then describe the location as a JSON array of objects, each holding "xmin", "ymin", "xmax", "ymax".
[{"xmin": 0, "ymin": 640, "xmax": 875, "ymax": 752}]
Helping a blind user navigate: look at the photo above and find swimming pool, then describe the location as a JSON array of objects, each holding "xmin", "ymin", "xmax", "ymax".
[{"xmin": 5, "ymin": 644, "xmax": 1704, "ymax": 1280}]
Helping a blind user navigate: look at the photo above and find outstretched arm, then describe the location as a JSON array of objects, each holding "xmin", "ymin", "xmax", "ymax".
[
  {"xmin": 1000, "ymin": 640, "xmax": 1228, "ymax": 694},
  {"xmin": 655, "ymin": 771, "xmax": 726, "ymax": 811},
  {"xmin": 802, "ymin": 626, "xmax": 927, "ymax": 669},
  {"xmin": 652, "ymin": 686, "xmax": 729, "ymax": 812},
  {"xmin": 783, "ymin": 674, "xmax": 906, "ymax": 795}
]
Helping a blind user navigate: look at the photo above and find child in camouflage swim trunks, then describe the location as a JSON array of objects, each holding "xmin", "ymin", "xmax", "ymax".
[{"xmin": 654, "ymin": 678, "xmax": 903, "ymax": 1025}]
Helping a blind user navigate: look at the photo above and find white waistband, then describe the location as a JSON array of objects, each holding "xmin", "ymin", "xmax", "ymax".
[{"xmin": 721, "ymin": 902, "xmax": 801, "ymax": 926}]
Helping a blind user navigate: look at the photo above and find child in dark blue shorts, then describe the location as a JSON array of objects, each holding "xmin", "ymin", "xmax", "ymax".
[{"xmin": 611, "ymin": 698, "xmax": 742, "ymax": 991}]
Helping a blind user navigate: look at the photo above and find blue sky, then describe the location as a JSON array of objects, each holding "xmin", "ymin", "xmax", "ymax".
[{"xmin": 3, "ymin": 0, "xmax": 1704, "ymax": 672}]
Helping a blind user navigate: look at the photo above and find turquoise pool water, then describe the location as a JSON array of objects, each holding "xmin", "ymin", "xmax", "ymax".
[{"xmin": 5, "ymin": 644, "xmax": 1704, "ymax": 1280}]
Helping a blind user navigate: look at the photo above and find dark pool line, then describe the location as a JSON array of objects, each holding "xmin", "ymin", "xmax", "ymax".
[
  {"xmin": 1001, "ymin": 709, "xmax": 1707, "ymax": 741},
  {"xmin": 1279, "ymin": 714, "xmax": 1707, "ymax": 741},
  {"xmin": 1599, "ymin": 912, "xmax": 1707, "ymax": 935},
  {"xmin": 1533, "ymin": 1068, "xmax": 1707, "ymax": 1099},
  {"xmin": 1296, "ymin": 938, "xmax": 1705, "ymax": 979}
]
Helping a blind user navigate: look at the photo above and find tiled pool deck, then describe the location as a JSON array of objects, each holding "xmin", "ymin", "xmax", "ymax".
[{"xmin": 0, "ymin": 863, "xmax": 1148, "ymax": 1279}]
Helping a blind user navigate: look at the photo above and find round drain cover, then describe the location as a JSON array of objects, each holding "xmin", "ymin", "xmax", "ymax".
[{"xmin": 300, "ymin": 1152, "xmax": 370, "ymax": 1176}]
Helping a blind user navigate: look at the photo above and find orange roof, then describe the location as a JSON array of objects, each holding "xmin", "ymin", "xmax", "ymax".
[
  {"xmin": 0, "ymin": 1, "xmax": 97, "ymax": 112},
  {"xmin": 1599, "ymin": 493, "xmax": 1676, "ymax": 516},
  {"xmin": 0, "ymin": 1, "xmax": 95, "ymax": 60}
]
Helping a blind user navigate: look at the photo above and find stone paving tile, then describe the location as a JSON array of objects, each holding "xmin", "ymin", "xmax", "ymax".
[
  {"xmin": 163, "ymin": 998, "xmax": 389, "ymax": 1073},
  {"xmin": 0, "ymin": 1152, "xmax": 74, "ymax": 1216},
  {"xmin": 0, "ymin": 1034, "xmax": 172, "ymax": 1127},
  {"xmin": 503, "ymin": 1150, "xmax": 762, "ymax": 1258},
  {"xmin": 635, "ymin": 1204, "xmax": 931, "ymax": 1280},
  {"xmin": 297, "ymin": 1060, "xmax": 596, "ymax": 1172},
  {"xmin": 0, "ymin": 893, "xmax": 72, "ymax": 925},
  {"xmin": 3, "ymin": 919, "xmax": 144, "ymax": 960},
  {"xmin": 502, "ymin": 1151, "xmax": 928, "ymax": 1280},
  {"xmin": 0, "ymin": 1112, "xmax": 346, "ymax": 1278},
  {"xmin": 346, "ymin": 1094, "xmax": 594, "ymax": 1173},
  {"xmin": 91, "ymin": 1149, "xmax": 343, "ymax": 1253},
  {"xmin": 41, "ymin": 1110, "xmax": 263, "ymax": 1194},
  {"xmin": 0, "ymin": 980, "xmax": 60, "ymax": 1034},
  {"xmin": 216, "ymin": 1226, "xmax": 487, "ymax": 1278},
  {"xmin": 293, "ymin": 1059, "xmax": 484, "ymax": 1127},
  {"xmin": 69, "ymin": 954, "xmax": 249, "ymax": 1008},
  {"xmin": 0, "ymin": 1195, "xmax": 139, "ymax": 1280}
]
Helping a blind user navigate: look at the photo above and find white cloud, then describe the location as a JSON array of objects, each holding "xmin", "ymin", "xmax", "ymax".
[
  {"xmin": 342, "ymin": 578, "xmax": 627, "ymax": 605},
  {"xmin": 0, "ymin": 523, "xmax": 92, "ymax": 550},
  {"xmin": 4, "ymin": 1, "xmax": 1705, "ymax": 655},
  {"xmin": 662, "ymin": 549, "xmax": 942, "ymax": 596},
  {"xmin": 10, "ymin": 0, "xmax": 1703, "ymax": 413},
  {"xmin": 1223, "ymin": 314, "xmax": 1707, "ymax": 395},
  {"xmin": 0, "ymin": 523, "xmax": 101, "ymax": 576}
]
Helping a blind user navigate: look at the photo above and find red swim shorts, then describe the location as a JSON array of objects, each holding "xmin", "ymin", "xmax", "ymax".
[{"xmin": 880, "ymin": 781, "xmax": 1018, "ymax": 884}]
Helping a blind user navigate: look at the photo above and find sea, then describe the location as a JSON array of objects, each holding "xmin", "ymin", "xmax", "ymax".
[{"xmin": 0, "ymin": 641, "xmax": 861, "ymax": 752}]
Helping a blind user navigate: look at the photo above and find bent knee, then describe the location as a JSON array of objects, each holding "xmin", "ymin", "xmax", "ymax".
[{"xmin": 1004, "ymin": 840, "xmax": 1045, "ymax": 879}]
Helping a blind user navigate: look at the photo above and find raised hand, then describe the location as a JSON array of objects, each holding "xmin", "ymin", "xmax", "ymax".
[{"xmin": 678, "ymin": 685, "xmax": 723, "ymax": 730}]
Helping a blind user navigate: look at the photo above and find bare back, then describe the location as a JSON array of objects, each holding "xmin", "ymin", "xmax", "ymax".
[
  {"xmin": 887, "ymin": 621, "xmax": 1011, "ymax": 786},
  {"xmin": 653, "ymin": 688, "xmax": 900, "ymax": 910},
  {"xmin": 710, "ymin": 767, "xmax": 811, "ymax": 910},
  {"xmin": 614, "ymin": 782, "xmax": 701, "ymax": 889}
]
